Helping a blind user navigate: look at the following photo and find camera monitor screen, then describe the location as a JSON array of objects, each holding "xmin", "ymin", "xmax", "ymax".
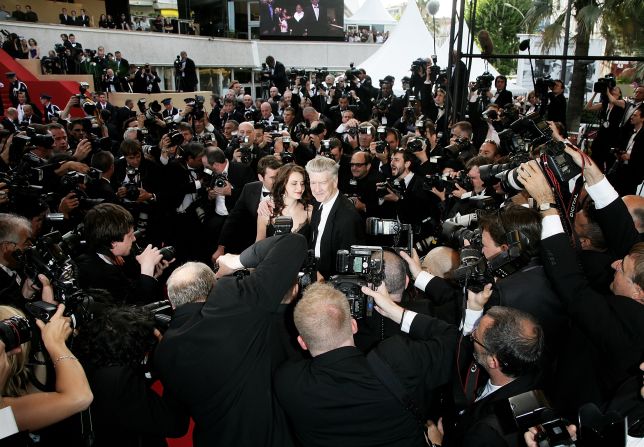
[{"xmin": 259, "ymin": 0, "xmax": 344, "ymax": 41}]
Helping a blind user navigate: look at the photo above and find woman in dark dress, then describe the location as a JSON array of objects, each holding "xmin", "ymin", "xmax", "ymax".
[{"xmin": 257, "ymin": 163, "xmax": 312, "ymax": 241}]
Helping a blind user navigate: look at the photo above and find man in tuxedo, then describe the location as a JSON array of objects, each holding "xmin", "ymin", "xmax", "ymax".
[
  {"xmin": 112, "ymin": 51, "xmax": 130, "ymax": 86},
  {"xmin": 612, "ymin": 105, "xmax": 643, "ymax": 195},
  {"xmin": 265, "ymin": 56, "xmax": 288, "ymax": 94},
  {"xmin": 200, "ymin": 147, "xmax": 255, "ymax": 261},
  {"xmin": 177, "ymin": 51, "xmax": 198, "ymax": 92},
  {"xmin": 306, "ymin": 156, "xmax": 365, "ymax": 279},
  {"xmin": 488, "ymin": 75, "xmax": 513, "ymax": 108},
  {"xmin": 155, "ymin": 232, "xmax": 307, "ymax": 447},
  {"xmin": 59, "ymin": 8, "xmax": 70, "ymax": 25},
  {"xmin": 95, "ymin": 92, "xmax": 114, "ymax": 113},
  {"xmin": 77, "ymin": 8, "xmax": 90, "ymax": 27},
  {"xmin": 212, "ymin": 155, "xmax": 282, "ymax": 261},
  {"xmin": 7, "ymin": 72, "xmax": 28, "ymax": 107},
  {"xmin": 101, "ymin": 69, "xmax": 122, "ymax": 93},
  {"xmin": 380, "ymin": 149, "xmax": 438, "ymax": 231},
  {"xmin": 1, "ymin": 107, "xmax": 19, "ymax": 132},
  {"xmin": 0, "ymin": 213, "xmax": 33, "ymax": 310},
  {"xmin": 303, "ymin": 0, "xmax": 328, "ymax": 36},
  {"xmin": 15, "ymin": 92, "xmax": 41, "ymax": 124},
  {"xmin": 275, "ymin": 282, "xmax": 457, "ymax": 447},
  {"xmin": 86, "ymin": 151, "xmax": 118, "ymax": 203}
]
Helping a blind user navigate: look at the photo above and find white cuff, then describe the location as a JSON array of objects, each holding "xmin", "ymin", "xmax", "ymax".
[
  {"xmin": 0, "ymin": 407, "xmax": 19, "ymax": 439},
  {"xmin": 414, "ymin": 270, "xmax": 434, "ymax": 291},
  {"xmin": 541, "ymin": 214, "xmax": 564, "ymax": 240},
  {"xmin": 461, "ymin": 191, "xmax": 473, "ymax": 200},
  {"xmin": 461, "ymin": 308, "xmax": 484, "ymax": 335},
  {"xmin": 194, "ymin": 180, "xmax": 202, "ymax": 190},
  {"xmin": 400, "ymin": 310, "xmax": 418, "ymax": 333},
  {"xmin": 585, "ymin": 176, "xmax": 619, "ymax": 210}
]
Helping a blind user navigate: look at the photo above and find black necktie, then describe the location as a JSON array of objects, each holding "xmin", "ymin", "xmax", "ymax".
[
  {"xmin": 262, "ymin": 191, "xmax": 270, "ymax": 197},
  {"xmin": 310, "ymin": 204, "xmax": 322, "ymax": 245}
]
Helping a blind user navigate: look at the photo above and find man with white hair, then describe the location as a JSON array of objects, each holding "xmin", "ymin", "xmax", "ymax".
[{"xmin": 306, "ymin": 156, "xmax": 364, "ymax": 278}]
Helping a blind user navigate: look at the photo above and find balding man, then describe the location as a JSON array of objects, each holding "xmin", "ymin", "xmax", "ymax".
[
  {"xmin": 623, "ymin": 195, "xmax": 644, "ymax": 234},
  {"xmin": 259, "ymin": 101, "xmax": 281, "ymax": 125},
  {"xmin": 275, "ymin": 282, "xmax": 457, "ymax": 447},
  {"xmin": 166, "ymin": 262, "xmax": 216, "ymax": 326}
]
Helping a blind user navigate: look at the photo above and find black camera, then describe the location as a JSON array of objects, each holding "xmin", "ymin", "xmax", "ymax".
[
  {"xmin": 444, "ymin": 137, "xmax": 471, "ymax": 156},
  {"xmin": 168, "ymin": 130, "xmax": 184, "ymax": 147},
  {"xmin": 273, "ymin": 216, "xmax": 292, "ymax": 235},
  {"xmin": 376, "ymin": 178, "xmax": 405, "ymax": 199},
  {"xmin": 593, "ymin": 74, "xmax": 616, "ymax": 94},
  {"xmin": 374, "ymin": 140, "xmax": 388, "ymax": 154},
  {"xmin": 407, "ymin": 137, "xmax": 426, "ymax": 152},
  {"xmin": 329, "ymin": 246, "xmax": 385, "ymax": 319},
  {"xmin": 535, "ymin": 76, "xmax": 556, "ymax": 96},
  {"xmin": 123, "ymin": 166, "xmax": 140, "ymax": 201},
  {"xmin": 0, "ymin": 316, "xmax": 31, "ymax": 351},
  {"xmin": 211, "ymin": 173, "xmax": 227, "ymax": 188},
  {"xmin": 475, "ymin": 71, "xmax": 495, "ymax": 92}
]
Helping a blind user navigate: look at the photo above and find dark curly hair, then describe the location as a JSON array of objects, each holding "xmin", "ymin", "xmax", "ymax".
[
  {"xmin": 74, "ymin": 305, "xmax": 156, "ymax": 370},
  {"xmin": 271, "ymin": 163, "xmax": 312, "ymax": 217}
]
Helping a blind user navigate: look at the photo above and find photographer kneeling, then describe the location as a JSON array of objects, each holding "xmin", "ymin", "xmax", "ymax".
[{"xmin": 76, "ymin": 203, "xmax": 172, "ymax": 304}]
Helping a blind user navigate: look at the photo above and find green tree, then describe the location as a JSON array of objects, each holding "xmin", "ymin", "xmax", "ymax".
[
  {"xmin": 465, "ymin": 0, "xmax": 535, "ymax": 75},
  {"xmin": 524, "ymin": 0, "xmax": 642, "ymax": 130}
]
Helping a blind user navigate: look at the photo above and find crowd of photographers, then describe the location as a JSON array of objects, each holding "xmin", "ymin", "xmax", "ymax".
[{"xmin": 0, "ymin": 48, "xmax": 642, "ymax": 446}]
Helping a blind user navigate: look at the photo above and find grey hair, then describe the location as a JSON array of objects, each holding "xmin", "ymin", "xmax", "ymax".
[
  {"xmin": 0, "ymin": 213, "xmax": 31, "ymax": 243},
  {"xmin": 167, "ymin": 262, "xmax": 216, "ymax": 308},
  {"xmin": 305, "ymin": 156, "xmax": 339, "ymax": 180},
  {"xmin": 123, "ymin": 127, "xmax": 138, "ymax": 141}
]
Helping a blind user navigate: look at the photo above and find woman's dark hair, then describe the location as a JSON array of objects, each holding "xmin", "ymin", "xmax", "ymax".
[
  {"xmin": 271, "ymin": 163, "xmax": 311, "ymax": 217},
  {"xmin": 479, "ymin": 204, "xmax": 542, "ymax": 258},
  {"xmin": 75, "ymin": 305, "xmax": 156, "ymax": 370}
]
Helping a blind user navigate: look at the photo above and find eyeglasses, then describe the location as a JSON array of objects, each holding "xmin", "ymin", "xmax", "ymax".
[
  {"xmin": 469, "ymin": 332, "xmax": 492, "ymax": 354},
  {"xmin": 349, "ymin": 162, "xmax": 368, "ymax": 167}
]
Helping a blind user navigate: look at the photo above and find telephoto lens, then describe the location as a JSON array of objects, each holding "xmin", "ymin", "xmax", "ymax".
[{"xmin": 0, "ymin": 316, "xmax": 32, "ymax": 351}]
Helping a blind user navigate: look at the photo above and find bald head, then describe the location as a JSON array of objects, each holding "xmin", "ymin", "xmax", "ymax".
[
  {"xmin": 422, "ymin": 246, "xmax": 460, "ymax": 279},
  {"xmin": 623, "ymin": 195, "xmax": 644, "ymax": 233},
  {"xmin": 167, "ymin": 262, "xmax": 216, "ymax": 308},
  {"xmin": 383, "ymin": 251, "xmax": 407, "ymax": 300}
]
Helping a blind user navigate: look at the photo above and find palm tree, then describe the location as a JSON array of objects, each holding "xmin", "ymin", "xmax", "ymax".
[{"xmin": 523, "ymin": 0, "xmax": 642, "ymax": 131}]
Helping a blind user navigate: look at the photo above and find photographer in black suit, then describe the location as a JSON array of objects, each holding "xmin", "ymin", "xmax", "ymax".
[
  {"xmin": 306, "ymin": 156, "xmax": 365, "ymax": 279},
  {"xmin": 519, "ymin": 149, "xmax": 644, "ymax": 418},
  {"xmin": 275, "ymin": 282, "xmax": 457, "ymax": 447},
  {"xmin": 265, "ymin": 56, "xmax": 288, "ymax": 94},
  {"xmin": 212, "ymin": 155, "xmax": 282, "ymax": 261},
  {"xmin": 176, "ymin": 51, "xmax": 198, "ymax": 92},
  {"xmin": 155, "ymin": 233, "xmax": 308, "ymax": 447}
]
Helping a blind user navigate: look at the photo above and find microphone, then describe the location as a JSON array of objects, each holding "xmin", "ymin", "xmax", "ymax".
[
  {"xmin": 519, "ymin": 39, "xmax": 530, "ymax": 52},
  {"xmin": 426, "ymin": 0, "xmax": 440, "ymax": 16},
  {"xmin": 477, "ymin": 30, "xmax": 494, "ymax": 58}
]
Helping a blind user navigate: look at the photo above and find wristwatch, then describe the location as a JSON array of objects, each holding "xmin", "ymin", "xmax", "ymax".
[{"xmin": 538, "ymin": 202, "xmax": 557, "ymax": 211}]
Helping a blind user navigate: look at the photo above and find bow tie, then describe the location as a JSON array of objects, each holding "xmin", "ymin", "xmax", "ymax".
[{"xmin": 262, "ymin": 191, "xmax": 270, "ymax": 197}]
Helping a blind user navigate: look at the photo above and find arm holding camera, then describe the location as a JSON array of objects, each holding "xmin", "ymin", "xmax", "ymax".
[
  {"xmin": 1, "ymin": 303, "xmax": 93, "ymax": 432},
  {"xmin": 72, "ymin": 138, "xmax": 92, "ymax": 162}
]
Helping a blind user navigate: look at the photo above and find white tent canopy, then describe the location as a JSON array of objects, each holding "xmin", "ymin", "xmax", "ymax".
[
  {"xmin": 345, "ymin": 0, "xmax": 398, "ymax": 26},
  {"xmin": 358, "ymin": 0, "xmax": 499, "ymax": 93}
]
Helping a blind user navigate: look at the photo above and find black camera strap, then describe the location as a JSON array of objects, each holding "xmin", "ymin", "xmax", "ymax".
[{"xmin": 366, "ymin": 349, "xmax": 427, "ymax": 430}]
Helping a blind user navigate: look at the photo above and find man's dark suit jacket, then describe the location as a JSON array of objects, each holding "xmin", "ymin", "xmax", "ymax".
[
  {"xmin": 218, "ymin": 180, "xmax": 263, "ymax": 254},
  {"xmin": 542, "ymin": 198, "xmax": 644, "ymax": 415},
  {"xmin": 310, "ymin": 193, "xmax": 365, "ymax": 278},
  {"xmin": 76, "ymin": 253, "xmax": 160, "ymax": 304},
  {"xmin": 111, "ymin": 157, "xmax": 162, "ymax": 198},
  {"xmin": 181, "ymin": 58, "xmax": 198, "ymax": 92},
  {"xmin": 59, "ymin": 13, "xmax": 70, "ymax": 25},
  {"xmin": 443, "ymin": 371, "xmax": 542, "ymax": 446},
  {"xmin": 0, "ymin": 268, "xmax": 25, "ymax": 311},
  {"xmin": 270, "ymin": 61, "xmax": 289, "ymax": 94},
  {"xmin": 154, "ymin": 233, "xmax": 307, "ymax": 447},
  {"xmin": 275, "ymin": 313, "xmax": 457, "ymax": 447},
  {"xmin": 302, "ymin": 3, "xmax": 328, "ymax": 36},
  {"xmin": 493, "ymin": 89, "xmax": 513, "ymax": 108}
]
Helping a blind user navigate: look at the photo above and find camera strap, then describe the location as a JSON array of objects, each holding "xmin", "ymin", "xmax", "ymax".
[{"xmin": 366, "ymin": 350, "xmax": 428, "ymax": 433}]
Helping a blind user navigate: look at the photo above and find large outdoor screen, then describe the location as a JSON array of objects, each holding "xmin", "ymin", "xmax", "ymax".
[{"xmin": 259, "ymin": 0, "xmax": 344, "ymax": 41}]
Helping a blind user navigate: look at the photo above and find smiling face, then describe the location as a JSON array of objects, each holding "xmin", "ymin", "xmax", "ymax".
[
  {"xmin": 285, "ymin": 171, "xmax": 305, "ymax": 201},
  {"xmin": 309, "ymin": 170, "xmax": 337, "ymax": 204}
]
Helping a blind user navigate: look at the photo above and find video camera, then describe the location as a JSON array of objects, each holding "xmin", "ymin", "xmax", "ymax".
[
  {"xmin": 474, "ymin": 71, "xmax": 495, "ymax": 93},
  {"xmin": 593, "ymin": 74, "xmax": 616, "ymax": 94},
  {"xmin": 329, "ymin": 246, "xmax": 384, "ymax": 319}
]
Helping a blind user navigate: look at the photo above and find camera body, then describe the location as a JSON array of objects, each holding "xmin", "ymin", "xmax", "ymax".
[
  {"xmin": 329, "ymin": 246, "xmax": 385, "ymax": 319},
  {"xmin": 593, "ymin": 74, "xmax": 616, "ymax": 94}
]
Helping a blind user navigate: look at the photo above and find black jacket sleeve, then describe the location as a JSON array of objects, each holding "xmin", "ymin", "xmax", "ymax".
[{"xmin": 593, "ymin": 197, "xmax": 640, "ymax": 258}]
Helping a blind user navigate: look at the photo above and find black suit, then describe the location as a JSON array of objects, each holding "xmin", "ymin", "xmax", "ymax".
[
  {"xmin": 275, "ymin": 313, "xmax": 457, "ymax": 447},
  {"xmin": 59, "ymin": 13, "xmax": 70, "ymax": 25},
  {"xmin": 443, "ymin": 371, "xmax": 543, "ymax": 446},
  {"xmin": 541, "ymin": 227, "xmax": 644, "ymax": 415},
  {"xmin": 302, "ymin": 3, "xmax": 328, "ymax": 36},
  {"xmin": 218, "ymin": 181, "xmax": 264, "ymax": 254},
  {"xmin": 269, "ymin": 61, "xmax": 289, "ymax": 94},
  {"xmin": 77, "ymin": 15, "xmax": 90, "ymax": 27},
  {"xmin": 179, "ymin": 58, "xmax": 198, "ymax": 92},
  {"xmin": 154, "ymin": 234, "xmax": 307, "ymax": 447},
  {"xmin": 310, "ymin": 193, "xmax": 365, "ymax": 278},
  {"xmin": 492, "ymin": 89, "xmax": 513, "ymax": 108},
  {"xmin": 76, "ymin": 253, "xmax": 161, "ymax": 304},
  {"xmin": 0, "ymin": 268, "xmax": 26, "ymax": 312}
]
